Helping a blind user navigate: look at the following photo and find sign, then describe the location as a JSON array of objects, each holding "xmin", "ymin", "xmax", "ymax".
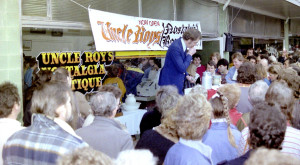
[
  {"xmin": 89, "ymin": 9, "xmax": 202, "ymax": 51},
  {"xmin": 37, "ymin": 51, "xmax": 114, "ymax": 94}
]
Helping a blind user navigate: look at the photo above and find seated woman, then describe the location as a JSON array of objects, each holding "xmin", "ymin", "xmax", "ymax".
[
  {"xmin": 220, "ymin": 102, "xmax": 287, "ymax": 165},
  {"xmin": 255, "ymin": 63, "xmax": 271, "ymax": 85},
  {"xmin": 207, "ymin": 60, "xmax": 217, "ymax": 76},
  {"xmin": 217, "ymin": 59, "xmax": 229, "ymax": 84},
  {"xmin": 217, "ymin": 84, "xmax": 242, "ymax": 125},
  {"xmin": 210, "ymin": 52, "xmax": 221, "ymax": 68},
  {"xmin": 164, "ymin": 92, "xmax": 213, "ymax": 165},
  {"xmin": 136, "ymin": 107, "xmax": 179, "ymax": 165},
  {"xmin": 202, "ymin": 92, "xmax": 241, "ymax": 165},
  {"xmin": 103, "ymin": 64, "xmax": 126, "ymax": 101},
  {"xmin": 278, "ymin": 67, "xmax": 300, "ymax": 99},
  {"xmin": 225, "ymin": 52, "xmax": 245, "ymax": 84},
  {"xmin": 267, "ymin": 63, "xmax": 282, "ymax": 84},
  {"xmin": 139, "ymin": 85, "xmax": 181, "ymax": 137}
]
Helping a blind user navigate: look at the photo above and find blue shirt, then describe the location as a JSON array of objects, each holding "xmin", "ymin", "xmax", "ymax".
[
  {"xmin": 225, "ymin": 66, "xmax": 237, "ymax": 84},
  {"xmin": 164, "ymin": 138, "xmax": 213, "ymax": 165},
  {"xmin": 263, "ymin": 78, "xmax": 271, "ymax": 86},
  {"xmin": 202, "ymin": 121, "xmax": 241, "ymax": 165}
]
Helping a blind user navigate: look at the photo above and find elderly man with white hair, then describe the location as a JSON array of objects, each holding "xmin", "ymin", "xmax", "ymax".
[
  {"xmin": 236, "ymin": 80, "xmax": 269, "ymax": 131},
  {"xmin": 76, "ymin": 92, "xmax": 133, "ymax": 159}
]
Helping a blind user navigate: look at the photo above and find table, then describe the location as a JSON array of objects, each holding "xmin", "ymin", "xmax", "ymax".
[
  {"xmin": 115, "ymin": 109, "xmax": 147, "ymax": 135},
  {"xmin": 82, "ymin": 109, "xmax": 147, "ymax": 135}
]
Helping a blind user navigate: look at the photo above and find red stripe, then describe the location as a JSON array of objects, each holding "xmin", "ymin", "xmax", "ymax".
[
  {"xmin": 281, "ymin": 151, "xmax": 300, "ymax": 157},
  {"xmin": 283, "ymin": 141, "xmax": 300, "ymax": 147}
]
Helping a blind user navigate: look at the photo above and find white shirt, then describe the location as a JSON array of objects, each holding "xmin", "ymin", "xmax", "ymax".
[
  {"xmin": 232, "ymin": 69, "xmax": 238, "ymax": 81},
  {"xmin": 0, "ymin": 118, "xmax": 24, "ymax": 165},
  {"xmin": 53, "ymin": 117, "xmax": 82, "ymax": 139},
  {"xmin": 211, "ymin": 118, "xmax": 227, "ymax": 123},
  {"xmin": 181, "ymin": 38, "xmax": 187, "ymax": 52}
]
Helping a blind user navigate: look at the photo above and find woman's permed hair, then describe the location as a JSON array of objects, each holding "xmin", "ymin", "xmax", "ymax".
[
  {"xmin": 217, "ymin": 84, "xmax": 241, "ymax": 109},
  {"xmin": 174, "ymin": 93, "xmax": 212, "ymax": 140},
  {"xmin": 155, "ymin": 85, "xmax": 181, "ymax": 118},
  {"xmin": 57, "ymin": 147, "xmax": 113, "ymax": 165},
  {"xmin": 249, "ymin": 102, "xmax": 286, "ymax": 149},
  {"xmin": 277, "ymin": 68, "xmax": 300, "ymax": 99},
  {"xmin": 265, "ymin": 80, "xmax": 295, "ymax": 121},
  {"xmin": 245, "ymin": 147, "xmax": 300, "ymax": 165},
  {"xmin": 237, "ymin": 62, "xmax": 256, "ymax": 84}
]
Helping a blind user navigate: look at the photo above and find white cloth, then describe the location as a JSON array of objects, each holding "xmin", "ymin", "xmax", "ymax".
[
  {"xmin": 82, "ymin": 110, "xmax": 147, "ymax": 135},
  {"xmin": 115, "ymin": 110, "xmax": 147, "ymax": 135},
  {"xmin": 0, "ymin": 118, "xmax": 24, "ymax": 165}
]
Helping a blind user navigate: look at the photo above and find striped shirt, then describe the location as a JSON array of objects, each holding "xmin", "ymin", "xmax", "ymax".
[
  {"xmin": 237, "ymin": 126, "xmax": 300, "ymax": 159},
  {"xmin": 2, "ymin": 114, "xmax": 88, "ymax": 165}
]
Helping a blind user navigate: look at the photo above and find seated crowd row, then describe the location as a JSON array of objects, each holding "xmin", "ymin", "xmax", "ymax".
[{"xmin": 1, "ymin": 49, "xmax": 299, "ymax": 164}]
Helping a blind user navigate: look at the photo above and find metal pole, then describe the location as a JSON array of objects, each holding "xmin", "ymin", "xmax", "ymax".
[
  {"xmin": 173, "ymin": 0, "xmax": 176, "ymax": 21},
  {"xmin": 138, "ymin": 0, "xmax": 142, "ymax": 17}
]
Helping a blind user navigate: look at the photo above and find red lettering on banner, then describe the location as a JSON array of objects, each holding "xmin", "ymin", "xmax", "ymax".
[
  {"xmin": 139, "ymin": 20, "xmax": 148, "ymax": 25},
  {"xmin": 149, "ymin": 21, "xmax": 160, "ymax": 26}
]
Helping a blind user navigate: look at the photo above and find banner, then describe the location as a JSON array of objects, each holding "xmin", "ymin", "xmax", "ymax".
[
  {"xmin": 37, "ymin": 51, "xmax": 114, "ymax": 94},
  {"xmin": 89, "ymin": 9, "xmax": 202, "ymax": 51}
]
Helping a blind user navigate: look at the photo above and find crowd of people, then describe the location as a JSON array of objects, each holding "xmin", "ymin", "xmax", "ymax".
[{"xmin": 0, "ymin": 30, "xmax": 299, "ymax": 164}]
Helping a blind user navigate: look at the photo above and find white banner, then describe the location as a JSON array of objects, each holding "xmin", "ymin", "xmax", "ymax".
[{"xmin": 88, "ymin": 9, "xmax": 202, "ymax": 51}]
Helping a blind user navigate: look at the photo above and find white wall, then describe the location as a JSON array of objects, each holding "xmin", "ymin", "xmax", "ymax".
[{"xmin": 22, "ymin": 30, "xmax": 94, "ymax": 57}]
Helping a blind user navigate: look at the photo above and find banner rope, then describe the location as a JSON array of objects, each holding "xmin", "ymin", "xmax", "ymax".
[{"xmin": 70, "ymin": 0, "xmax": 88, "ymax": 10}]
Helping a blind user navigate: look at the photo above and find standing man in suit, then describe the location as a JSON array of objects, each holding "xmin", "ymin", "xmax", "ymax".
[{"xmin": 158, "ymin": 29, "xmax": 201, "ymax": 95}]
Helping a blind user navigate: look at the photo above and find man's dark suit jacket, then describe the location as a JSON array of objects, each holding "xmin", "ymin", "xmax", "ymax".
[{"xmin": 158, "ymin": 38, "xmax": 192, "ymax": 95}]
